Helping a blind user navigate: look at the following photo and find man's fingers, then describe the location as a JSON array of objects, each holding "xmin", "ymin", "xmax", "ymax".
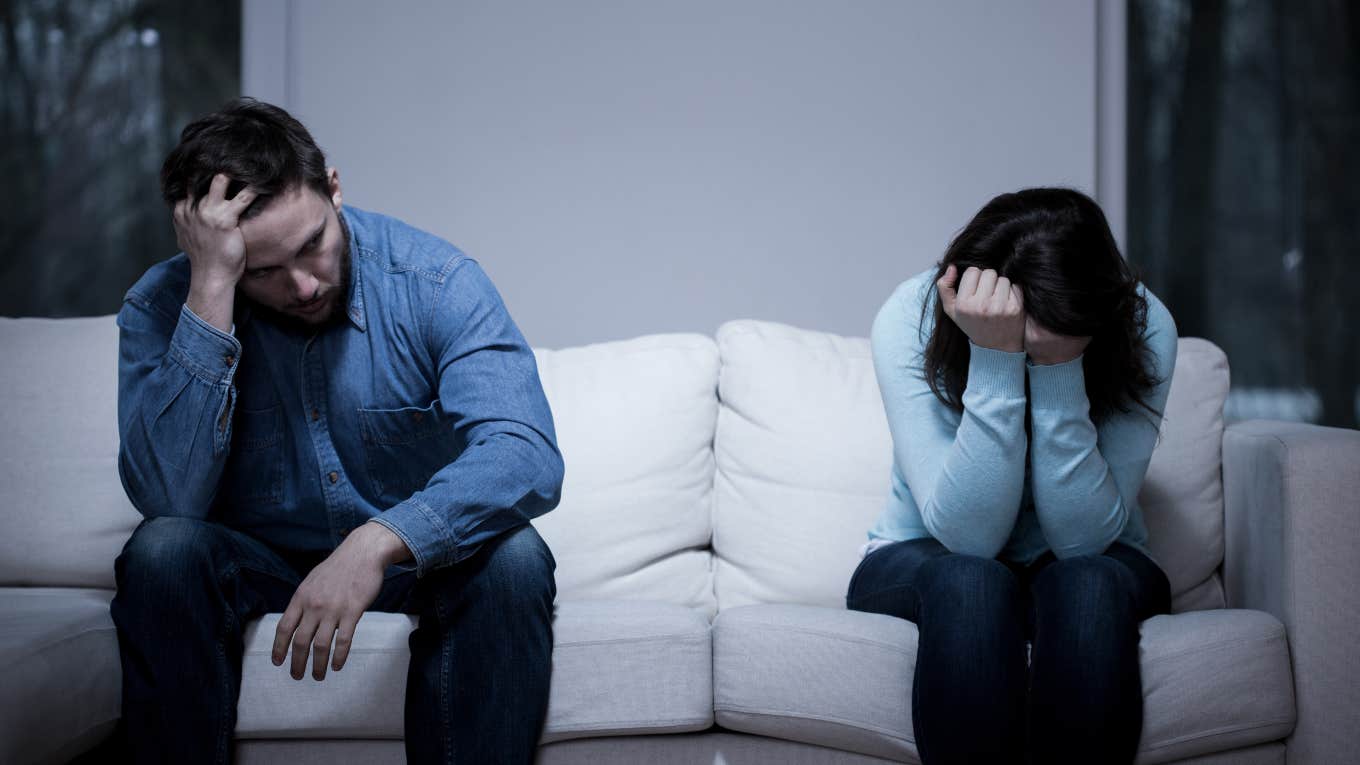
[
  {"xmin": 331, "ymin": 614, "xmax": 360, "ymax": 672},
  {"xmin": 272, "ymin": 601, "xmax": 302, "ymax": 666},
  {"xmin": 1009, "ymin": 284, "xmax": 1024, "ymax": 315},
  {"xmin": 207, "ymin": 173, "xmax": 230, "ymax": 204},
  {"xmin": 230, "ymin": 186, "xmax": 258, "ymax": 212},
  {"xmin": 290, "ymin": 613, "xmax": 321, "ymax": 680},
  {"xmin": 311, "ymin": 619, "xmax": 336, "ymax": 681}
]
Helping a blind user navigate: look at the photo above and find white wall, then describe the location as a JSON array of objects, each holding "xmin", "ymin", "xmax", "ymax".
[{"xmin": 245, "ymin": 0, "xmax": 1103, "ymax": 348}]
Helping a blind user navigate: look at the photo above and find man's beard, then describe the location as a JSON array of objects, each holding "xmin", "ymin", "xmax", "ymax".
[{"xmin": 246, "ymin": 212, "xmax": 353, "ymax": 334}]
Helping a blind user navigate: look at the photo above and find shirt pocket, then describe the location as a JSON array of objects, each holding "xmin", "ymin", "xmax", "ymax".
[
  {"xmin": 357, "ymin": 399, "xmax": 457, "ymax": 506},
  {"xmin": 221, "ymin": 405, "xmax": 284, "ymax": 506}
]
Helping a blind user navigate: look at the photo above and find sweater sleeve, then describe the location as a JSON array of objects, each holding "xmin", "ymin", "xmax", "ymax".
[
  {"xmin": 1025, "ymin": 292, "xmax": 1179, "ymax": 558},
  {"xmin": 870, "ymin": 279, "xmax": 1029, "ymax": 558}
]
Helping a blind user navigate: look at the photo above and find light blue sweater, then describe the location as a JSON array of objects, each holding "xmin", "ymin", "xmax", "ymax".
[{"xmin": 865, "ymin": 267, "xmax": 1179, "ymax": 567}]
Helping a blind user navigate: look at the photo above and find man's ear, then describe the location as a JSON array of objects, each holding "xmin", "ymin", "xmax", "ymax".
[{"xmin": 326, "ymin": 167, "xmax": 343, "ymax": 211}]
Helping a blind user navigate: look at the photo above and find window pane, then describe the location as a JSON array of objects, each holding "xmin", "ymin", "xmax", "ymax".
[
  {"xmin": 0, "ymin": 0, "xmax": 241, "ymax": 317},
  {"xmin": 1128, "ymin": 0, "xmax": 1359, "ymax": 429}
]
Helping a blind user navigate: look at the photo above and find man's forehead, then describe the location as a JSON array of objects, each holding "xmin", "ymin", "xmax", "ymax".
[{"xmin": 240, "ymin": 188, "xmax": 329, "ymax": 263}]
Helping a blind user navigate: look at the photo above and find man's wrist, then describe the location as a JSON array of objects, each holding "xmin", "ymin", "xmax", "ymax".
[
  {"xmin": 186, "ymin": 275, "xmax": 238, "ymax": 334},
  {"xmin": 358, "ymin": 520, "xmax": 414, "ymax": 567}
]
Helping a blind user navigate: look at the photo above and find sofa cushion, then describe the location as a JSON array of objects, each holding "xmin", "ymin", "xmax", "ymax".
[
  {"xmin": 236, "ymin": 599, "xmax": 713, "ymax": 741},
  {"xmin": 0, "ymin": 587, "xmax": 121, "ymax": 765},
  {"xmin": 1142, "ymin": 338, "xmax": 1230, "ymax": 611},
  {"xmin": 0, "ymin": 316, "xmax": 141, "ymax": 588},
  {"xmin": 532, "ymin": 334, "xmax": 719, "ymax": 616},
  {"xmin": 712, "ymin": 320, "xmax": 1231, "ymax": 612},
  {"xmin": 713, "ymin": 604, "xmax": 1294, "ymax": 763},
  {"xmin": 713, "ymin": 321, "xmax": 891, "ymax": 611}
]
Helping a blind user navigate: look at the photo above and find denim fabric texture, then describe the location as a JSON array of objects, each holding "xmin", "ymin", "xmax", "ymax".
[
  {"xmin": 112, "ymin": 206, "xmax": 563, "ymax": 763},
  {"xmin": 111, "ymin": 516, "xmax": 556, "ymax": 764},
  {"xmin": 115, "ymin": 205, "xmax": 564, "ymax": 575},
  {"xmin": 846, "ymin": 537, "xmax": 1172, "ymax": 765}
]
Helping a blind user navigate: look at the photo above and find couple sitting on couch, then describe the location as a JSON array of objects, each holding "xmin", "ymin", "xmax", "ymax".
[{"xmin": 111, "ymin": 98, "xmax": 1177, "ymax": 765}]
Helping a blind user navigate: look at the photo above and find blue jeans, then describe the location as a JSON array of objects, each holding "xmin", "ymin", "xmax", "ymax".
[
  {"xmin": 846, "ymin": 538, "xmax": 1171, "ymax": 765},
  {"xmin": 109, "ymin": 516, "xmax": 556, "ymax": 764}
]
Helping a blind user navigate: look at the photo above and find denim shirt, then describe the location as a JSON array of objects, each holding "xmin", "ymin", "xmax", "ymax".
[{"xmin": 116, "ymin": 205, "xmax": 563, "ymax": 577}]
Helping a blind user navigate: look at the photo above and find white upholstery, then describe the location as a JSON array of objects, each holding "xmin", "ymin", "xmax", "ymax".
[
  {"xmin": 713, "ymin": 320, "xmax": 892, "ymax": 611},
  {"xmin": 0, "ymin": 588, "xmax": 121, "ymax": 765},
  {"xmin": 713, "ymin": 604, "xmax": 1295, "ymax": 764},
  {"xmin": 0, "ymin": 317, "xmax": 141, "ymax": 589},
  {"xmin": 0, "ymin": 314, "xmax": 1289, "ymax": 765},
  {"xmin": 532, "ymin": 334, "xmax": 720, "ymax": 616},
  {"xmin": 235, "ymin": 600, "xmax": 713, "ymax": 742}
]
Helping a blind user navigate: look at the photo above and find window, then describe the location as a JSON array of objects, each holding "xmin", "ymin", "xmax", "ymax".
[{"xmin": 0, "ymin": 0, "xmax": 241, "ymax": 317}]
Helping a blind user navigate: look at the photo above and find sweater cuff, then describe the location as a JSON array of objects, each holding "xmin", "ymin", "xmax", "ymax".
[
  {"xmin": 965, "ymin": 341, "xmax": 1027, "ymax": 399},
  {"xmin": 1027, "ymin": 353, "xmax": 1088, "ymax": 411}
]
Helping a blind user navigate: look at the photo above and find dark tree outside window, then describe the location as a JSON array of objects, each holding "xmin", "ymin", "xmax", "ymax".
[
  {"xmin": 1, "ymin": 0, "xmax": 241, "ymax": 317},
  {"xmin": 1129, "ymin": 0, "xmax": 1359, "ymax": 429}
]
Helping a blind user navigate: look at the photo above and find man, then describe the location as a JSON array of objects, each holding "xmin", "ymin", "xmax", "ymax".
[{"xmin": 110, "ymin": 98, "xmax": 563, "ymax": 764}]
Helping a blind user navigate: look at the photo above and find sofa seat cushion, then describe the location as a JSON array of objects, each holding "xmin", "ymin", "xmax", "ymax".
[
  {"xmin": 0, "ymin": 587, "xmax": 121, "ymax": 765},
  {"xmin": 236, "ymin": 599, "xmax": 712, "ymax": 741},
  {"xmin": 713, "ymin": 604, "xmax": 1294, "ymax": 764}
]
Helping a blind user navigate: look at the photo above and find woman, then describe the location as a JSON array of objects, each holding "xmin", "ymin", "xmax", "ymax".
[{"xmin": 847, "ymin": 187, "xmax": 1177, "ymax": 764}]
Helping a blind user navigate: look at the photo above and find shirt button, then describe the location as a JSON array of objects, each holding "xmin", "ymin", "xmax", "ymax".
[
  {"xmin": 412, "ymin": 411, "xmax": 425, "ymax": 423},
  {"xmin": 224, "ymin": 355, "xmax": 235, "ymax": 366},
  {"xmin": 328, "ymin": 471, "xmax": 339, "ymax": 484},
  {"xmin": 310, "ymin": 408, "xmax": 320, "ymax": 422}
]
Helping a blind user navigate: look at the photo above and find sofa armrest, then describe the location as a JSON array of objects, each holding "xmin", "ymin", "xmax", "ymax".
[{"xmin": 1223, "ymin": 419, "xmax": 1360, "ymax": 765}]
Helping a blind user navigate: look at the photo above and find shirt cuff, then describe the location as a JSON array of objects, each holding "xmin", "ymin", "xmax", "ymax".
[
  {"xmin": 169, "ymin": 305, "xmax": 243, "ymax": 385},
  {"xmin": 372, "ymin": 497, "xmax": 456, "ymax": 578},
  {"xmin": 965, "ymin": 341, "xmax": 1027, "ymax": 399},
  {"xmin": 1026, "ymin": 353, "xmax": 1088, "ymax": 411}
]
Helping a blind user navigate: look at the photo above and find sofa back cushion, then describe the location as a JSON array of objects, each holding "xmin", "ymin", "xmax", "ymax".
[
  {"xmin": 1, "ymin": 316, "xmax": 722, "ymax": 613},
  {"xmin": 0, "ymin": 316, "xmax": 142, "ymax": 588},
  {"xmin": 712, "ymin": 320, "xmax": 1229, "ymax": 613},
  {"xmin": 532, "ymin": 334, "xmax": 719, "ymax": 616}
]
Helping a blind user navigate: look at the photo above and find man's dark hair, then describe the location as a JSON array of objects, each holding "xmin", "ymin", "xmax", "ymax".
[{"xmin": 160, "ymin": 97, "xmax": 329, "ymax": 217}]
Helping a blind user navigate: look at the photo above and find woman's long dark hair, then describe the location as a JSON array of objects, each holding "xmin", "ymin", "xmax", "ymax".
[{"xmin": 921, "ymin": 187, "xmax": 1165, "ymax": 427}]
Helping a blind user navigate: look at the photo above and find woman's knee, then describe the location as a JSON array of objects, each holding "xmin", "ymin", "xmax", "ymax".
[
  {"xmin": 916, "ymin": 553, "xmax": 1021, "ymax": 606},
  {"xmin": 1033, "ymin": 555, "xmax": 1138, "ymax": 627}
]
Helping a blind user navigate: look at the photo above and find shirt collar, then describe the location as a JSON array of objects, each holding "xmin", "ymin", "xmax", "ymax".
[{"xmin": 341, "ymin": 206, "xmax": 367, "ymax": 333}]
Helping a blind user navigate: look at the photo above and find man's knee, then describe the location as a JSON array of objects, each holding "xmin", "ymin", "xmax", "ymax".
[
  {"xmin": 425, "ymin": 525, "xmax": 556, "ymax": 613},
  {"xmin": 114, "ymin": 516, "xmax": 220, "ymax": 595}
]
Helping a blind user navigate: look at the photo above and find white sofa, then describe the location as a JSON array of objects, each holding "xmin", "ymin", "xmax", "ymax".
[{"xmin": 2, "ymin": 315, "xmax": 1357, "ymax": 764}]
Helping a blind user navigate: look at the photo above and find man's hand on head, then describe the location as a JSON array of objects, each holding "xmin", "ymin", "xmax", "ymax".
[
  {"xmin": 179, "ymin": 173, "xmax": 258, "ymax": 333},
  {"xmin": 271, "ymin": 521, "xmax": 413, "ymax": 681}
]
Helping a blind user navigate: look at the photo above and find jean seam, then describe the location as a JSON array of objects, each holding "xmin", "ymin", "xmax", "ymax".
[{"xmin": 436, "ymin": 587, "xmax": 453, "ymax": 765}]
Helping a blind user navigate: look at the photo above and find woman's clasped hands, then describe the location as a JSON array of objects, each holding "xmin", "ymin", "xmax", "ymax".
[{"xmin": 937, "ymin": 264, "xmax": 1091, "ymax": 366}]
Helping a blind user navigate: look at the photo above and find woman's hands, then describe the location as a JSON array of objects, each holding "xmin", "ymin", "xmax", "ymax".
[
  {"xmin": 937, "ymin": 264, "xmax": 1025, "ymax": 353},
  {"xmin": 938, "ymin": 264, "xmax": 1091, "ymax": 365}
]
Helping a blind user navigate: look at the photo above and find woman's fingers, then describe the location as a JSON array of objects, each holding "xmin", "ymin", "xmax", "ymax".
[
  {"xmin": 958, "ymin": 266, "xmax": 981, "ymax": 304},
  {"xmin": 937, "ymin": 264, "xmax": 958, "ymax": 317},
  {"xmin": 991, "ymin": 275, "xmax": 1013, "ymax": 313},
  {"xmin": 974, "ymin": 269, "xmax": 997, "ymax": 305}
]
